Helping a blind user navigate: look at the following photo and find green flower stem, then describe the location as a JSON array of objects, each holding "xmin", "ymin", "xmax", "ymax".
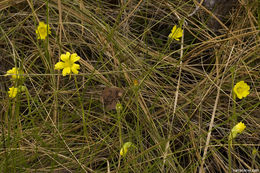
[
  {"xmin": 229, "ymin": 67, "xmax": 236, "ymax": 173},
  {"xmin": 116, "ymin": 103, "xmax": 123, "ymax": 172},
  {"xmin": 228, "ymin": 139, "xmax": 232, "ymax": 173},
  {"xmin": 24, "ymin": 87, "xmax": 35, "ymax": 127},
  {"xmin": 231, "ymin": 67, "xmax": 237, "ymax": 126},
  {"xmin": 231, "ymin": 92, "xmax": 237, "ymax": 125},
  {"xmin": 74, "ymin": 76, "xmax": 87, "ymax": 141},
  {"xmin": 44, "ymin": 0, "xmax": 52, "ymax": 74},
  {"xmin": 134, "ymin": 86, "xmax": 142, "ymax": 155},
  {"xmin": 117, "ymin": 105, "xmax": 123, "ymax": 147}
]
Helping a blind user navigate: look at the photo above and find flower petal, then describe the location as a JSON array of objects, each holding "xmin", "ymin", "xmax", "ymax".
[
  {"xmin": 171, "ymin": 25, "xmax": 177, "ymax": 32},
  {"xmin": 71, "ymin": 64, "xmax": 80, "ymax": 74},
  {"xmin": 60, "ymin": 52, "xmax": 70, "ymax": 61},
  {"xmin": 229, "ymin": 122, "xmax": 246, "ymax": 141},
  {"xmin": 39, "ymin": 22, "xmax": 46, "ymax": 27},
  {"xmin": 6, "ymin": 67, "xmax": 17, "ymax": 75},
  {"xmin": 8, "ymin": 87, "xmax": 18, "ymax": 98},
  {"xmin": 232, "ymin": 122, "xmax": 246, "ymax": 134},
  {"xmin": 62, "ymin": 67, "xmax": 71, "ymax": 76},
  {"xmin": 71, "ymin": 53, "xmax": 80, "ymax": 62},
  {"xmin": 47, "ymin": 25, "xmax": 51, "ymax": 34},
  {"xmin": 6, "ymin": 67, "xmax": 23, "ymax": 79},
  {"xmin": 176, "ymin": 29, "xmax": 183, "ymax": 37},
  {"xmin": 237, "ymin": 94, "xmax": 242, "ymax": 99},
  {"xmin": 168, "ymin": 25, "xmax": 183, "ymax": 41},
  {"xmin": 242, "ymin": 90, "xmax": 249, "ymax": 97},
  {"xmin": 120, "ymin": 142, "xmax": 133, "ymax": 157},
  {"xmin": 35, "ymin": 21, "xmax": 51, "ymax": 40},
  {"xmin": 54, "ymin": 62, "xmax": 65, "ymax": 69}
]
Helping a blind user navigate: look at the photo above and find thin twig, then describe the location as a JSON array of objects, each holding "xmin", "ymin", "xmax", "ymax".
[{"xmin": 188, "ymin": 0, "xmax": 205, "ymax": 17}]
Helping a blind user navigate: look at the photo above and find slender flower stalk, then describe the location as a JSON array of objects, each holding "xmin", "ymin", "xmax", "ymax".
[
  {"xmin": 116, "ymin": 103, "xmax": 123, "ymax": 113},
  {"xmin": 228, "ymin": 121, "xmax": 246, "ymax": 171},
  {"xmin": 116, "ymin": 102, "xmax": 123, "ymax": 151}
]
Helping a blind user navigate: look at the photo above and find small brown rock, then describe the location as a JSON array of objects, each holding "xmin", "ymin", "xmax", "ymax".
[
  {"xmin": 203, "ymin": 0, "xmax": 238, "ymax": 31},
  {"xmin": 101, "ymin": 87, "xmax": 124, "ymax": 111}
]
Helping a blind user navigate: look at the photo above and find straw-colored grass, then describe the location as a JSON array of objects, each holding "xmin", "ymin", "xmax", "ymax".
[{"xmin": 0, "ymin": 0, "xmax": 259, "ymax": 172}]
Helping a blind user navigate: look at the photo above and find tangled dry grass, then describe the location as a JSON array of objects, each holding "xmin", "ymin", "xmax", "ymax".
[{"xmin": 0, "ymin": 0, "xmax": 259, "ymax": 172}]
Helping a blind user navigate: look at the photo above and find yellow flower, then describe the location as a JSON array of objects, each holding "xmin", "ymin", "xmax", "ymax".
[
  {"xmin": 233, "ymin": 81, "xmax": 250, "ymax": 99},
  {"xmin": 120, "ymin": 142, "xmax": 133, "ymax": 157},
  {"xmin": 133, "ymin": 80, "xmax": 139, "ymax": 86},
  {"xmin": 55, "ymin": 52, "xmax": 81, "ymax": 76},
  {"xmin": 8, "ymin": 86, "xmax": 18, "ymax": 98},
  {"xmin": 6, "ymin": 67, "xmax": 23, "ymax": 79},
  {"xmin": 229, "ymin": 122, "xmax": 246, "ymax": 140},
  {"xmin": 36, "ymin": 21, "xmax": 51, "ymax": 40},
  {"xmin": 168, "ymin": 25, "xmax": 183, "ymax": 41}
]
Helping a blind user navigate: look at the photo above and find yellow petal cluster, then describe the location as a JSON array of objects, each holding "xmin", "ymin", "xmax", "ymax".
[
  {"xmin": 233, "ymin": 81, "xmax": 250, "ymax": 99},
  {"xmin": 229, "ymin": 122, "xmax": 246, "ymax": 140},
  {"xmin": 120, "ymin": 142, "xmax": 133, "ymax": 157},
  {"xmin": 168, "ymin": 25, "xmax": 183, "ymax": 41},
  {"xmin": 36, "ymin": 21, "xmax": 51, "ymax": 40},
  {"xmin": 8, "ymin": 87, "xmax": 18, "ymax": 98},
  {"xmin": 6, "ymin": 67, "xmax": 23, "ymax": 79},
  {"xmin": 55, "ymin": 52, "xmax": 81, "ymax": 76}
]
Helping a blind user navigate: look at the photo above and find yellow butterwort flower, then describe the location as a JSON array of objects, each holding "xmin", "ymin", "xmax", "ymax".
[
  {"xmin": 8, "ymin": 86, "xmax": 18, "ymax": 98},
  {"xmin": 6, "ymin": 67, "xmax": 23, "ymax": 79},
  {"xmin": 229, "ymin": 122, "xmax": 246, "ymax": 140},
  {"xmin": 233, "ymin": 81, "xmax": 250, "ymax": 99},
  {"xmin": 120, "ymin": 142, "xmax": 133, "ymax": 157},
  {"xmin": 55, "ymin": 52, "xmax": 81, "ymax": 76},
  {"xmin": 168, "ymin": 25, "xmax": 183, "ymax": 41},
  {"xmin": 36, "ymin": 21, "xmax": 51, "ymax": 40},
  {"xmin": 133, "ymin": 80, "xmax": 139, "ymax": 86}
]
